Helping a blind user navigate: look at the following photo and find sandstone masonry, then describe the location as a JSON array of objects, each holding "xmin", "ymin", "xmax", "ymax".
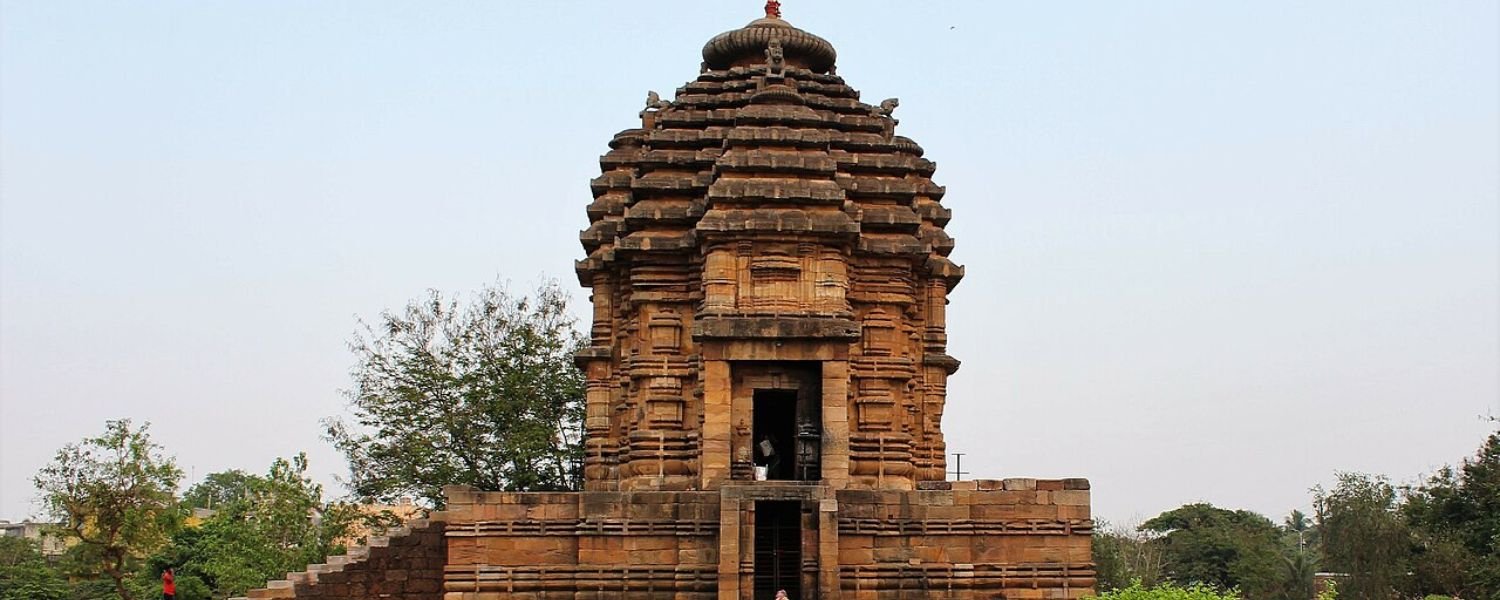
[{"xmin": 239, "ymin": 5, "xmax": 1093, "ymax": 599}]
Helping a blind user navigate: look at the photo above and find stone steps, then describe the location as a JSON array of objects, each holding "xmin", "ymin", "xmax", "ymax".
[{"xmin": 233, "ymin": 516, "xmax": 442, "ymax": 600}]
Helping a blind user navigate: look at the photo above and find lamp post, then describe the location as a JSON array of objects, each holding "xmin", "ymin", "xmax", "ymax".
[{"xmin": 795, "ymin": 419, "xmax": 821, "ymax": 481}]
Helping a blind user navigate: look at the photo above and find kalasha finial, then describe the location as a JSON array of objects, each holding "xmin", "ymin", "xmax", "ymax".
[{"xmin": 765, "ymin": 0, "xmax": 782, "ymax": 19}]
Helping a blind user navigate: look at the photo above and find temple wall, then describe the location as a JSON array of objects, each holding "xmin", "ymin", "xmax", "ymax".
[
  {"xmin": 431, "ymin": 481, "xmax": 1092, "ymax": 600},
  {"xmin": 441, "ymin": 487, "xmax": 721, "ymax": 600},
  {"xmin": 583, "ymin": 244, "xmax": 957, "ymax": 494},
  {"xmin": 837, "ymin": 479, "xmax": 1095, "ymax": 600}
]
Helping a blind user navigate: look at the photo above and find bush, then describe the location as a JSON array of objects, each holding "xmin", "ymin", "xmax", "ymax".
[{"xmin": 1089, "ymin": 581, "xmax": 1240, "ymax": 600}]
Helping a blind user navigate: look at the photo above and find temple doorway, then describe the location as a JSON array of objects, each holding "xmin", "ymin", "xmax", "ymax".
[
  {"xmin": 753, "ymin": 501, "xmax": 802, "ymax": 600},
  {"xmin": 753, "ymin": 390, "xmax": 797, "ymax": 480},
  {"xmin": 734, "ymin": 363, "xmax": 823, "ymax": 482}
]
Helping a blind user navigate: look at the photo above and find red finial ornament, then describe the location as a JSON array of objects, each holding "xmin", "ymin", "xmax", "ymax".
[{"xmin": 765, "ymin": 0, "xmax": 782, "ymax": 19}]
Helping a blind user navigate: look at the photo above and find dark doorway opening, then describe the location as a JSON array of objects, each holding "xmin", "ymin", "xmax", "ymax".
[
  {"xmin": 753, "ymin": 501, "xmax": 802, "ymax": 600},
  {"xmin": 753, "ymin": 390, "xmax": 797, "ymax": 480}
]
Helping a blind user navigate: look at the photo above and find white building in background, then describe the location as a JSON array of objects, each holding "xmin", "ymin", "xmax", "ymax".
[{"xmin": 0, "ymin": 519, "xmax": 68, "ymax": 556}]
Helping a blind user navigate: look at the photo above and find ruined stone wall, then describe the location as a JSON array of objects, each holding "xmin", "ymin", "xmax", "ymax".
[{"xmin": 239, "ymin": 517, "xmax": 446, "ymax": 600}]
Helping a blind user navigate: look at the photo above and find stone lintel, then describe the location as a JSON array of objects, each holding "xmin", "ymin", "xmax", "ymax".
[
  {"xmin": 699, "ymin": 339, "xmax": 850, "ymax": 362},
  {"xmin": 693, "ymin": 316, "xmax": 859, "ymax": 340},
  {"xmin": 719, "ymin": 481, "xmax": 828, "ymax": 502}
]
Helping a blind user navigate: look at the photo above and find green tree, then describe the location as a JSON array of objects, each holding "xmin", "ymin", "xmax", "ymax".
[
  {"xmin": 1282, "ymin": 509, "xmax": 1318, "ymax": 553},
  {"xmin": 1403, "ymin": 429, "xmax": 1500, "ymax": 598},
  {"xmin": 1275, "ymin": 551, "xmax": 1318, "ymax": 600},
  {"xmin": 150, "ymin": 454, "xmax": 393, "ymax": 599},
  {"xmin": 1094, "ymin": 528, "xmax": 1131, "ymax": 593},
  {"xmin": 33, "ymin": 419, "xmax": 182, "ymax": 600},
  {"xmin": 1274, "ymin": 510, "xmax": 1318, "ymax": 600},
  {"xmin": 1094, "ymin": 520, "xmax": 1166, "ymax": 592},
  {"xmin": 325, "ymin": 280, "xmax": 586, "ymax": 507},
  {"xmin": 0, "ymin": 536, "xmax": 68, "ymax": 600},
  {"xmin": 1313, "ymin": 473, "xmax": 1411, "ymax": 600},
  {"xmin": 179, "ymin": 470, "xmax": 254, "ymax": 510},
  {"xmin": 1140, "ymin": 504, "xmax": 1290, "ymax": 599}
]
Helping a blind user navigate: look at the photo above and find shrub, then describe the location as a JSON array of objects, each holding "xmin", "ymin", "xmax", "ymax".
[{"xmin": 1089, "ymin": 581, "xmax": 1241, "ymax": 600}]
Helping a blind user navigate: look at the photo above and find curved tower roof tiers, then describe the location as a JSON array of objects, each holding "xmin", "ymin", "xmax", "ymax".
[{"xmin": 576, "ymin": 6, "xmax": 964, "ymax": 493}]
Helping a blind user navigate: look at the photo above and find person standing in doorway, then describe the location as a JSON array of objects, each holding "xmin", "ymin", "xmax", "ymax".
[
  {"xmin": 162, "ymin": 567, "xmax": 175, "ymax": 600},
  {"xmin": 758, "ymin": 434, "xmax": 782, "ymax": 479}
]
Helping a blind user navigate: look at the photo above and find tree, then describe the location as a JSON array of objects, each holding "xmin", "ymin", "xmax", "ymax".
[
  {"xmin": 1093, "ymin": 519, "xmax": 1166, "ymax": 592},
  {"xmin": 325, "ymin": 280, "xmax": 587, "ymax": 507},
  {"xmin": 1403, "ymin": 429, "xmax": 1500, "ymax": 598},
  {"xmin": 1140, "ymin": 503, "xmax": 1291, "ymax": 599},
  {"xmin": 1276, "ymin": 551, "xmax": 1318, "ymax": 600},
  {"xmin": 1313, "ymin": 473, "xmax": 1411, "ymax": 600},
  {"xmin": 0, "ymin": 536, "xmax": 68, "ymax": 600},
  {"xmin": 1093, "ymin": 527, "xmax": 1132, "ymax": 593},
  {"xmin": 1281, "ymin": 509, "xmax": 1318, "ymax": 553},
  {"xmin": 1273, "ymin": 510, "xmax": 1319, "ymax": 600},
  {"xmin": 151, "ymin": 454, "xmax": 395, "ymax": 599},
  {"xmin": 33, "ymin": 419, "xmax": 182, "ymax": 600},
  {"xmin": 179, "ymin": 470, "xmax": 254, "ymax": 510}
]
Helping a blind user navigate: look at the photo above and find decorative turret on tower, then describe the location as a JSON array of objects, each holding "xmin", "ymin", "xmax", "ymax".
[{"xmin": 577, "ymin": 8, "xmax": 963, "ymax": 493}]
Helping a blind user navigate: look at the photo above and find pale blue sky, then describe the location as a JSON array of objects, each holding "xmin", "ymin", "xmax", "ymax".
[{"xmin": 2, "ymin": 1, "xmax": 1496, "ymax": 524}]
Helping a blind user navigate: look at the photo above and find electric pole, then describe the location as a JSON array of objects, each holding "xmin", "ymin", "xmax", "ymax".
[{"xmin": 948, "ymin": 452, "xmax": 969, "ymax": 481}]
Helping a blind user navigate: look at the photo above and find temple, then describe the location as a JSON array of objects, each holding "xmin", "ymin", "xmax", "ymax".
[
  {"xmin": 242, "ymin": 6, "xmax": 1093, "ymax": 600},
  {"xmin": 577, "ymin": 6, "xmax": 958, "ymax": 496}
]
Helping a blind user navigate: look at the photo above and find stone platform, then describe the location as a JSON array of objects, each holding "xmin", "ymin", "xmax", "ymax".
[{"xmin": 244, "ymin": 478, "xmax": 1092, "ymax": 599}]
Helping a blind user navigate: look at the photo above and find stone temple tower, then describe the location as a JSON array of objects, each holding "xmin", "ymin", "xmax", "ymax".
[
  {"xmin": 241, "ymin": 7, "xmax": 1094, "ymax": 600},
  {"xmin": 574, "ymin": 7, "xmax": 963, "ymax": 495}
]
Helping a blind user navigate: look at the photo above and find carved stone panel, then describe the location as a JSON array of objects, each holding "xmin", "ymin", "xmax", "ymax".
[{"xmin": 648, "ymin": 309, "xmax": 684, "ymax": 354}]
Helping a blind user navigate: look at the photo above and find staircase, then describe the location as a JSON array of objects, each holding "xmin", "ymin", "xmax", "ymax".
[{"xmin": 232, "ymin": 516, "xmax": 446, "ymax": 600}]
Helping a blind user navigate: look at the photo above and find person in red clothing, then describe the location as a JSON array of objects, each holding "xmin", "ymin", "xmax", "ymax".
[{"xmin": 162, "ymin": 567, "xmax": 175, "ymax": 600}]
